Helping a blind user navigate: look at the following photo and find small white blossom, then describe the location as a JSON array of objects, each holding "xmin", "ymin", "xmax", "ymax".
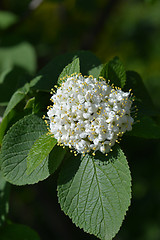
[{"xmin": 47, "ymin": 74, "xmax": 134, "ymax": 156}]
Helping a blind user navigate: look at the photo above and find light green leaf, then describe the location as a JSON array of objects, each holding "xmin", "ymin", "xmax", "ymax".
[
  {"xmin": 58, "ymin": 145, "xmax": 131, "ymax": 240},
  {"xmin": 0, "ymin": 11, "xmax": 18, "ymax": 30},
  {"xmin": 88, "ymin": 64, "xmax": 103, "ymax": 79},
  {"xmin": 0, "ymin": 114, "xmax": 52, "ymax": 185},
  {"xmin": 0, "ymin": 170, "xmax": 10, "ymax": 226},
  {"xmin": 0, "ymin": 223, "xmax": 40, "ymax": 240},
  {"xmin": 58, "ymin": 58, "xmax": 80, "ymax": 85},
  {"xmin": 24, "ymin": 97, "xmax": 35, "ymax": 111},
  {"xmin": 27, "ymin": 133, "xmax": 57, "ymax": 175},
  {"xmin": 0, "ymin": 42, "xmax": 37, "ymax": 74},
  {"xmin": 100, "ymin": 57, "xmax": 126, "ymax": 88}
]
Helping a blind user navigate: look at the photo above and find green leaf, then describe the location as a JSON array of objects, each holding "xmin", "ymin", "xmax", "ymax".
[
  {"xmin": 0, "ymin": 42, "xmax": 37, "ymax": 74},
  {"xmin": 57, "ymin": 145, "xmax": 131, "ymax": 240},
  {"xmin": 0, "ymin": 69, "xmax": 10, "ymax": 84},
  {"xmin": 24, "ymin": 97, "xmax": 35, "ymax": 111},
  {"xmin": 100, "ymin": 57, "xmax": 126, "ymax": 88},
  {"xmin": 123, "ymin": 71, "xmax": 159, "ymax": 138},
  {"xmin": 3, "ymin": 83, "xmax": 30, "ymax": 118},
  {"xmin": 0, "ymin": 11, "xmax": 18, "ymax": 30},
  {"xmin": 58, "ymin": 58, "xmax": 80, "ymax": 85},
  {"xmin": 0, "ymin": 170, "xmax": 10, "ymax": 227},
  {"xmin": 0, "ymin": 83, "xmax": 30, "ymax": 144},
  {"xmin": 30, "ymin": 50, "xmax": 101, "ymax": 91},
  {"xmin": 129, "ymin": 116, "xmax": 160, "ymax": 139},
  {"xmin": 0, "ymin": 114, "xmax": 52, "ymax": 185},
  {"xmin": 27, "ymin": 133, "xmax": 57, "ymax": 175},
  {"xmin": 124, "ymin": 71, "xmax": 155, "ymax": 116},
  {"xmin": 0, "ymin": 223, "xmax": 40, "ymax": 240},
  {"xmin": 0, "ymin": 108, "xmax": 16, "ymax": 145},
  {"xmin": 88, "ymin": 64, "xmax": 103, "ymax": 79},
  {"xmin": 48, "ymin": 145, "xmax": 67, "ymax": 174},
  {"xmin": 0, "ymin": 67, "xmax": 30, "ymax": 106},
  {"xmin": 31, "ymin": 91, "xmax": 51, "ymax": 114}
]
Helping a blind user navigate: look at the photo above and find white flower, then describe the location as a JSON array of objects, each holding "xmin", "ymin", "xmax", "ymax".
[{"xmin": 47, "ymin": 74, "xmax": 134, "ymax": 156}]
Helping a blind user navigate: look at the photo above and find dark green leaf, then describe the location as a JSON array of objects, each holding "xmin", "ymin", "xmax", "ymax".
[
  {"xmin": 30, "ymin": 50, "xmax": 101, "ymax": 90},
  {"xmin": 58, "ymin": 145, "xmax": 131, "ymax": 240},
  {"xmin": 1, "ymin": 114, "xmax": 52, "ymax": 185},
  {"xmin": 0, "ymin": 67, "xmax": 30, "ymax": 106},
  {"xmin": 3, "ymin": 83, "xmax": 30, "ymax": 118},
  {"xmin": 129, "ymin": 116, "xmax": 160, "ymax": 139},
  {"xmin": 48, "ymin": 145, "xmax": 67, "ymax": 174},
  {"xmin": 0, "ymin": 223, "xmax": 40, "ymax": 240},
  {"xmin": 27, "ymin": 134, "xmax": 57, "ymax": 175},
  {"xmin": 100, "ymin": 57, "xmax": 126, "ymax": 88},
  {"xmin": 31, "ymin": 91, "xmax": 51, "ymax": 114},
  {"xmin": 0, "ymin": 83, "xmax": 30, "ymax": 144},
  {"xmin": 125, "ymin": 71, "xmax": 156, "ymax": 116}
]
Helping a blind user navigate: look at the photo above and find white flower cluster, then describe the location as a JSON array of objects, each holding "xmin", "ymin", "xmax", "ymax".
[{"xmin": 47, "ymin": 74, "xmax": 134, "ymax": 156}]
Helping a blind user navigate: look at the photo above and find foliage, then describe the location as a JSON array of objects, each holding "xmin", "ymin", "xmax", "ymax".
[
  {"xmin": 0, "ymin": 223, "xmax": 40, "ymax": 240},
  {"xmin": 100, "ymin": 56, "xmax": 126, "ymax": 88},
  {"xmin": 0, "ymin": 50, "xmax": 159, "ymax": 239},
  {"xmin": 0, "ymin": 0, "xmax": 160, "ymax": 239},
  {"xmin": 58, "ymin": 146, "xmax": 131, "ymax": 240}
]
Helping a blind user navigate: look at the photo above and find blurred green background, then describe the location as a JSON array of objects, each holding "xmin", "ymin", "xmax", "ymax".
[{"xmin": 0, "ymin": 0, "xmax": 160, "ymax": 239}]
